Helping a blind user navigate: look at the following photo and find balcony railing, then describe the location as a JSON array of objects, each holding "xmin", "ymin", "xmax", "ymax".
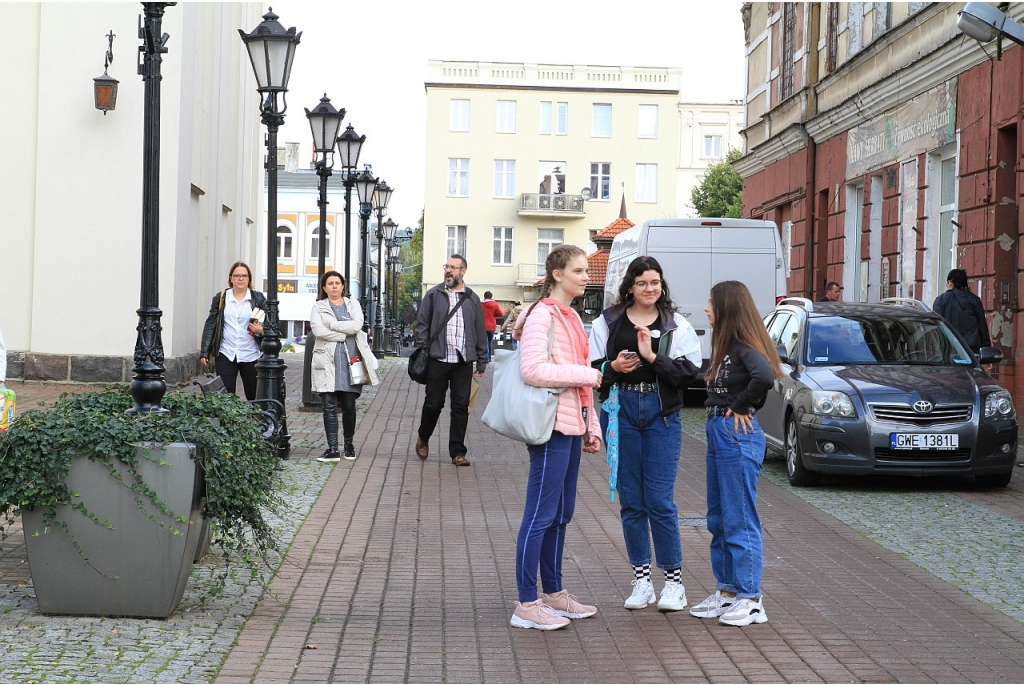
[{"xmin": 518, "ymin": 193, "xmax": 586, "ymax": 216}]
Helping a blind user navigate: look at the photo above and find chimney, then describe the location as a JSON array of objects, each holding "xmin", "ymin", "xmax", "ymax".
[{"xmin": 284, "ymin": 142, "xmax": 300, "ymax": 173}]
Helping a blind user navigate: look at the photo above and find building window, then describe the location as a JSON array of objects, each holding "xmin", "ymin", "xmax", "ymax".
[
  {"xmin": 703, "ymin": 135, "xmax": 723, "ymax": 159},
  {"xmin": 556, "ymin": 102, "xmax": 568, "ymax": 135},
  {"xmin": 780, "ymin": 2, "xmax": 796, "ymax": 100},
  {"xmin": 590, "ymin": 163, "xmax": 611, "ymax": 200},
  {"xmin": 538, "ymin": 161, "xmax": 566, "ymax": 195},
  {"xmin": 276, "ymin": 226, "xmax": 293, "ymax": 260},
  {"xmin": 592, "ymin": 104, "xmax": 611, "ymax": 137},
  {"xmin": 825, "ymin": 2, "xmax": 839, "ymax": 73},
  {"xmin": 935, "ymin": 155, "xmax": 958, "ymax": 293},
  {"xmin": 309, "ymin": 223, "xmax": 331, "ymax": 260},
  {"xmin": 492, "ymin": 226, "xmax": 513, "ymax": 265},
  {"xmin": 494, "ymin": 159, "xmax": 516, "ymax": 198},
  {"xmin": 635, "ymin": 164, "xmax": 658, "ymax": 203},
  {"xmin": 540, "ymin": 101, "xmax": 552, "ymax": 134},
  {"xmin": 447, "ymin": 225, "xmax": 467, "ymax": 257},
  {"xmin": 496, "ymin": 100, "xmax": 516, "ymax": 133},
  {"xmin": 638, "ymin": 105, "xmax": 658, "ymax": 138},
  {"xmin": 448, "ymin": 158, "xmax": 469, "ymax": 196},
  {"xmin": 537, "ymin": 228, "xmax": 563, "ymax": 276},
  {"xmin": 450, "ymin": 99, "xmax": 470, "ymax": 131}
]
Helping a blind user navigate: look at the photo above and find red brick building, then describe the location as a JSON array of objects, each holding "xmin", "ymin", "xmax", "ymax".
[{"xmin": 736, "ymin": 2, "xmax": 1024, "ymax": 402}]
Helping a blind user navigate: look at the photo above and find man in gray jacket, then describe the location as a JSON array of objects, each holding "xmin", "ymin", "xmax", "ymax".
[{"xmin": 414, "ymin": 254, "xmax": 487, "ymax": 466}]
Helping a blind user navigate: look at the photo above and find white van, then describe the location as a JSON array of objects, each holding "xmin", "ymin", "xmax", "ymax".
[{"xmin": 604, "ymin": 218, "xmax": 787, "ymax": 375}]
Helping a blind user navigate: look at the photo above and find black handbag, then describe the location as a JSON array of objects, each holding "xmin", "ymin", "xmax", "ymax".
[{"xmin": 408, "ymin": 293, "xmax": 469, "ymax": 384}]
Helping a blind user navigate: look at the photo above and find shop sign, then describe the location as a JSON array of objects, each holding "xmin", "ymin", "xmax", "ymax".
[{"xmin": 846, "ymin": 81, "xmax": 957, "ymax": 178}]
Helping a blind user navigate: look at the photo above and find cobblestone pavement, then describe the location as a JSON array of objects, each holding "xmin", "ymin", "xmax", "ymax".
[
  {"xmin": 0, "ymin": 354, "xmax": 393, "ymax": 683},
  {"xmin": 680, "ymin": 406, "xmax": 1024, "ymax": 625},
  {"xmin": 5, "ymin": 360, "xmax": 1024, "ymax": 682}
]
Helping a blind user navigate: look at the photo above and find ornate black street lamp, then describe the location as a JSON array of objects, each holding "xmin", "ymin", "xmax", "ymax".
[
  {"xmin": 371, "ymin": 182, "xmax": 393, "ymax": 358},
  {"xmin": 300, "ymin": 94, "xmax": 345, "ymax": 409},
  {"xmin": 238, "ymin": 9, "xmax": 301, "ymax": 458},
  {"xmin": 305, "ymin": 94, "xmax": 345, "ymax": 281},
  {"xmin": 386, "ymin": 235, "xmax": 402, "ymax": 354},
  {"xmin": 128, "ymin": 2, "xmax": 175, "ymax": 416},
  {"xmin": 353, "ymin": 167, "xmax": 378, "ymax": 318},
  {"xmin": 379, "ymin": 218, "xmax": 398, "ymax": 355},
  {"xmin": 352, "ymin": 167, "xmax": 377, "ymax": 317},
  {"xmin": 335, "ymin": 124, "xmax": 366, "ymax": 289}
]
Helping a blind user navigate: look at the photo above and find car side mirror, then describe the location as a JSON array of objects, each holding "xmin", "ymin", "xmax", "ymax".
[
  {"xmin": 776, "ymin": 344, "xmax": 790, "ymax": 365},
  {"xmin": 977, "ymin": 346, "xmax": 1003, "ymax": 364}
]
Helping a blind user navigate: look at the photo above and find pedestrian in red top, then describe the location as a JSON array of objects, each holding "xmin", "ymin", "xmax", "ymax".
[{"xmin": 481, "ymin": 291, "xmax": 505, "ymax": 362}]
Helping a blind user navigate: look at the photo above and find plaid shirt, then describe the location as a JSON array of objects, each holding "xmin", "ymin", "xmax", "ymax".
[{"xmin": 443, "ymin": 288, "xmax": 467, "ymax": 362}]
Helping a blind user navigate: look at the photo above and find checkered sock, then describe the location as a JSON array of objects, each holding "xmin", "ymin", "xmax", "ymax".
[
  {"xmin": 632, "ymin": 564, "xmax": 651, "ymax": 582},
  {"xmin": 664, "ymin": 568, "xmax": 681, "ymax": 583}
]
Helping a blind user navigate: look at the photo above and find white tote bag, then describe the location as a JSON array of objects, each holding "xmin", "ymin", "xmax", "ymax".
[{"xmin": 481, "ymin": 329, "xmax": 563, "ymax": 445}]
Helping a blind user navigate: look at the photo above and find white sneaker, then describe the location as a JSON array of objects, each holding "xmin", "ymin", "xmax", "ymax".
[
  {"xmin": 689, "ymin": 591, "xmax": 734, "ymax": 619},
  {"xmin": 657, "ymin": 581, "xmax": 687, "ymax": 612},
  {"xmin": 623, "ymin": 578, "xmax": 656, "ymax": 610},
  {"xmin": 718, "ymin": 597, "xmax": 768, "ymax": 626}
]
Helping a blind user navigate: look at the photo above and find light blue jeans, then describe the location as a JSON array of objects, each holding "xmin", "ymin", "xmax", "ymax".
[
  {"xmin": 603, "ymin": 389, "xmax": 683, "ymax": 570},
  {"xmin": 705, "ymin": 414, "xmax": 766, "ymax": 599}
]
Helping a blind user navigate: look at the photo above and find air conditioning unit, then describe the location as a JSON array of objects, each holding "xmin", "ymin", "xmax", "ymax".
[{"xmin": 523, "ymin": 291, "xmax": 539, "ymax": 302}]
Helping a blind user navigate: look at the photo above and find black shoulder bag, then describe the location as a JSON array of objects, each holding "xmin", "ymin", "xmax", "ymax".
[{"xmin": 408, "ymin": 293, "xmax": 468, "ymax": 384}]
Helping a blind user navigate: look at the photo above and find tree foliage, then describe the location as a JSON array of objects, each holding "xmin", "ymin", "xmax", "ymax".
[
  {"xmin": 396, "ymin": 211, "xmax": 424, "ymax": 329},
  {"xmin": 691, "ymin": 148, "xmax": 744, "ymax": 218}
]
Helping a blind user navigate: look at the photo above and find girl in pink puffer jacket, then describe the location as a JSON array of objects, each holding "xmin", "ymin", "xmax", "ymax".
[{"xmin": 508, "ymin": 245, "xmax": 603, "ymax": 631}]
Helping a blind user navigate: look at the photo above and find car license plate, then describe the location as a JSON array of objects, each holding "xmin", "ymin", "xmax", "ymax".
[{"xmin": 889, "ymin": 433, "xmax": 959, "ymax": 450}]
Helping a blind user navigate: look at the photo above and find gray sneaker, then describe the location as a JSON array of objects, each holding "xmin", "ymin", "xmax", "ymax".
[
  {"xmin": 623, "ymin": 578, "xmax": 656, "ymax": 610},
  {"xmin": 718, "ymin": 597, "xmax": 768, "ymax": 626},
  {"xmin": 690, "ymin": 591, "xmax": 734, "ymax": 619}
]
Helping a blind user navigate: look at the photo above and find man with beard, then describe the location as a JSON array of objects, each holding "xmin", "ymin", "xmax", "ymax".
[{"xmin": 414, "ymin": 254, "xmax": 487, "ymax": 466}]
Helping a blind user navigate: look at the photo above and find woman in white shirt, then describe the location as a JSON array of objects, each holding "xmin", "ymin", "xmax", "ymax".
[{"xmin": 199, "ymin": 262, "xmax": 267, "ymax": 400}]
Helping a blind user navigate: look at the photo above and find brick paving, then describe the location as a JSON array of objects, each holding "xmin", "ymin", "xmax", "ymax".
[{"xmin": 6, "ymin": 359, "xmax": 1024, "ymax": 682}]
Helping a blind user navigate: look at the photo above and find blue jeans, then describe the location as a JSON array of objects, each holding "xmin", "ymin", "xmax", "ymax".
[
  {"xmin": 705, "ymin": 415, "xmax": 766, "ymax": 599},
  {"xmin": 602, "ymin": 390, "xmax": 683, "ymax": 570},
  {"xmin": 486, "ymin": 331, "xmax": 495, "ymax": 361},
  {"xmin": 515, "ymin": 431, "xmax": 582, "ymax": 603}
]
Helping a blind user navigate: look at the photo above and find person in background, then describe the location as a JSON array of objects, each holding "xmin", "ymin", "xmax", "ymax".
[
  {"xmin": 199, "ymin": 262, "xmax": 266, "ymax": 400},
  {"xmin": 691, "ymin": 280, "xmax": 783, "ymax": 627},
  {"xmin": 510, "ymin": 244, "xmax": 603, "ymax": 631},
  {"xmin": 589, "ymin": 256, "xmax": 701, "ymax": 613},
  {"xmin": 502, "ymin": 301, "xmax": 523, "ymax": 350},
  {"xmin": 309, "ymin": 271, "xmax": 378, "ymax": 462},
  {"xmin": 932, "ymin": 268, "xmax": 991, "ymax": 354},
  {"xmin": 481, "ymin": 291, "xmax": 505, "ymax": 362},
  {"xmin": 414, "ymin": 254, "xmax": 487, "ymax": 467},
  {"xmin": 818, "ymin": 281, "xmax": 842, "ymax": 302}
]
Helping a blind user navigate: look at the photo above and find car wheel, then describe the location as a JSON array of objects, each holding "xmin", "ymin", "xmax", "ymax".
[
  {"xmin": 785, "ymin": 415, "xmax": 820, "ymax": 486},
  {"xmin": 975, "ymin": 471, "xmax": 1013, "ymax": 488}
]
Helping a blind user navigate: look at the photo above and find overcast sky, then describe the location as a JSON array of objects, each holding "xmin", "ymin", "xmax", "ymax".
[{"xmin": 263, "ymin": 0, "xmax": 748, "ymax": 230}]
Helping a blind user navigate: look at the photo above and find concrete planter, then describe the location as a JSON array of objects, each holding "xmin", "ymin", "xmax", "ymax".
[{"xmin": 22, "ymin": 442, "xmax": 204, "ymax": 618}]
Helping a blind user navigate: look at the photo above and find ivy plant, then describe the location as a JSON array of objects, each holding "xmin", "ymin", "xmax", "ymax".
[{"xmin": 0, "ymin": 386, "xmax": 281, "ymax": 595}]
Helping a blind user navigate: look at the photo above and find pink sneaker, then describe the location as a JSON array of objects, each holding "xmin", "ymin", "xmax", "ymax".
[
  {"xmin": 510, "ymin": 600, "xmax": 571, "ymax": 630},
  {"xmin": 541, "ymin": 590, "xmax": 597, "ymax": 619}
]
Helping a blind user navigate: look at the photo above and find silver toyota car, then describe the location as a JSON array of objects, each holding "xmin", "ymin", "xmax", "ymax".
[{"xmin": 761, "ymin": 298, "xmax": 1017, "ymax": 487}]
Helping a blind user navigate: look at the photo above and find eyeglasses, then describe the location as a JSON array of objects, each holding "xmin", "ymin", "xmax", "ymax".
[
  {"xmin": 231, "ymin": 274, "xmax": 249, "ymax": 280},
  {"xmin": 442, "ymin": 264, "xmax": 465, "ymax": 272},
  {"xmin": 633, "ymin": 280, "xmax": 662, "ymax": 290}
]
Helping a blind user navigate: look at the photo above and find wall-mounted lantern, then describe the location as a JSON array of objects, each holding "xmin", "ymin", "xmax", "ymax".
[{"xmin": 93, "ymin": 31, "xmax": 119, "ymax": 114}]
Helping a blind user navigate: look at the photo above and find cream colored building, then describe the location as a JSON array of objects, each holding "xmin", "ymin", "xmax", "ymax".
[
  {"xmin": 423, "ymin": 60, "xmax": 741, "ymax": 303},
  {"xmin": 3, "ymin": 3, "xmax": 264, "ymax": 384}
]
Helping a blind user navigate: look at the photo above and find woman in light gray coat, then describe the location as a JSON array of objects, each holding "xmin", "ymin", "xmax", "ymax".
[{"xmin": 309, "ymin": 271, "xmax": 379, "ymax": 462}]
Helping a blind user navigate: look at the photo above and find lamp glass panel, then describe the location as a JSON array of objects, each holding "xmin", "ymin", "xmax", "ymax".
[
  {"xmin": 265, "ymin": 40, "xmax": 290, "ymax": 88},
  {"xmin": 245, "ymin": 42, "xmax": 271, "ymax": 89}
]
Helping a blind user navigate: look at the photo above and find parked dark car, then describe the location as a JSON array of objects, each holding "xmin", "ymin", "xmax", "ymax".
[{"xmin": 761, "ymin": 298, "xmax": 1017, "ymax": 487}]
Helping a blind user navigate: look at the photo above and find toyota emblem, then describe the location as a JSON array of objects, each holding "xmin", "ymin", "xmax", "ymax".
[{"xmin": 913, "ymin": 400, "xmax": 933, "ymax": 414}]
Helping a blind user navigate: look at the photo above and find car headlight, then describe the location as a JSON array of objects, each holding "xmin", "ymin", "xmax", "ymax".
[
  {"xmin": 811, "ymin": 390, "xmax": 857, "ymax": 417},
  {"xmin": 984, "ymin": 389, "xmax": 1016, "ymax": 419}
]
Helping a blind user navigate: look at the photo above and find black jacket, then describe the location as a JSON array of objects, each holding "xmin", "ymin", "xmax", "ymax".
[
  {"xmin": 591, "ymin": 304, "xmax": 700, "ymax": 417},
  {"xmin": 932, "ymin": 287, "xmax": 990, "ymax": 352},
  {"xmin": 415, "ymin": 283, "xmax": 488, "ymax": 372},
  {"xmin": 200, "ymin": 288, "xmax": 268, "ymax": 358}
]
